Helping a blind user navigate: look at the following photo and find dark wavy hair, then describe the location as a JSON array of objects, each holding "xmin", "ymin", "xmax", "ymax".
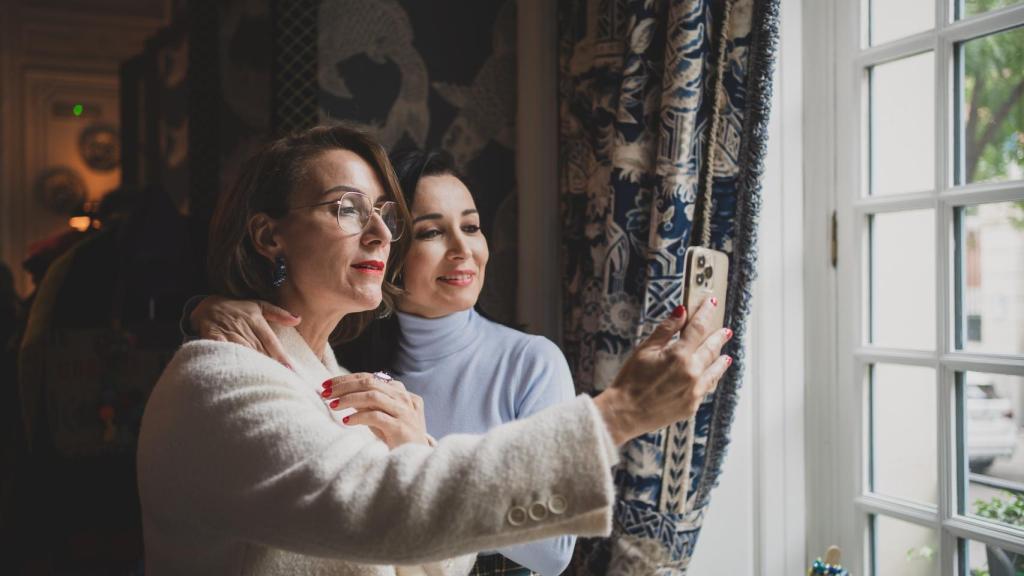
[
  {"xmin": 207, "ymin": 125, "xmax": 411, "ymax": 344},
  {"xmin": 335, "ymin": 148, "xmax": 476, "ymax": 371}
]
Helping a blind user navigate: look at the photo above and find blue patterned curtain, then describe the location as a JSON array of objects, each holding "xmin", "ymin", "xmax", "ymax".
[{"xmin": 559, "ymin": 0, "xmax": 779, "ymax": 572}]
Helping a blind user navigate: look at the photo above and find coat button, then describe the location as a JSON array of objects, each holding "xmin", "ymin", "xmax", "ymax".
[
  {"xmin": 507, "ymin": 506, "xmax": 528, "ymax": 526},
  {"xmin": 548, "ymin": 494, "xmax": 568, "ymax": 515},
  {"xmin": 528, "ymin": 501, "xmax": 549, "ymax": 522}
]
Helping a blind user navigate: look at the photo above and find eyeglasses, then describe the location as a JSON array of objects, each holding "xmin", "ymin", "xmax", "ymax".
[{"xmin": 291, "ymin": 191, "xmax": 404, "ymax": 242}]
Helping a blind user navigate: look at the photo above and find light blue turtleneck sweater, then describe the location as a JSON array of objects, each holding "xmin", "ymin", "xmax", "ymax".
[{"xmin": 393, "ymin": 308, "xmax": 577, "ymax": 576}]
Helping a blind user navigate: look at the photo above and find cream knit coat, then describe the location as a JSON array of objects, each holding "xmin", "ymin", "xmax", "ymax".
[{"xmin": 137, "ymin": 326, "xmax": 619, "ymax": 575}]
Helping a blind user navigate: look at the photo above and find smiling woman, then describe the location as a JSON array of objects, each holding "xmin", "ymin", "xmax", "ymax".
[
  {"xmin": 398, "ymin": 163, "xmax": 489, "ymax": 319},
  {"xmin": 146, "ymin": 127, "xmax": 733, "ymax": 576}
]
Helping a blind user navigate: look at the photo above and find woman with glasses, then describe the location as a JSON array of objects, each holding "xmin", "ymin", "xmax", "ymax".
[
  {"xmin": 190, "ymin": 148, "xmax": 695, "ymax": 576},
  {"xmin": 138, "ymin": 125, "xmax": 732, "ymax": 575}
]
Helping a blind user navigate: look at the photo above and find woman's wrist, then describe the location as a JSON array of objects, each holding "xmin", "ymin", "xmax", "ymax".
[{"xmin": 593, "ymin": 388, "xmax": 635, "ymax": 447}]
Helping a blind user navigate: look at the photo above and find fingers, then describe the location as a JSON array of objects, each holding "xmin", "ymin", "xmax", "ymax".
[
  {"xmin": 219, "ymin": 327, "xmax": 265, "ymax": 355},
  {"xmin": 698, "ymin": 354, "xmax": 734, "ymax": 395},
  {"xmin": 190, "ymin": 295, "xmax": 221, "ymax": 334},
  {"xmin": 327, "ymin": 390, "xmax": 404, "ymax": 418},
  {"xmin": 322, "ymin": 374, "xmax": 409, "ymax": 405},
  {"xmin": 250, "ymin": 319, "xmax": 293, "ymax": 369},
  {"xmin": 677, "ymin": 296, "xmax": 719, "ymax": 351},
  {"xmin": 325, "ymin": 373, "xmax": 376, "ymax": 394},
  {"xmin": 259, "ymin": 301, "xmax": 301, "ymax": 326},
  {"xmin": 675, "ymin": 326, "xmax": 733, "ymax": 371},
  {"xmin": 641, "ymin": 305, "xmax": 688, "ymax": 349},
  {"xmin": 343, "ymin": 410, "xmax": 399, "ymax": 432},
  {"xmin": 324, "ymin": 373, "xmax": 395, "ymax": 394}
]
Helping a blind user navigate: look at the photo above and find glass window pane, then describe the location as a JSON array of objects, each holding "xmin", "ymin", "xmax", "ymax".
[
  {"xmin": 962, "ymin": 0, "xmax": 1024, "ymax": 18},
  {"xmin": 960, "ymin": 27, "xmax": 1024, "ymax": 184},
  {"xmin": 956, "ymin": 202, "xmax": 1024, "ymax": 355},
  {"xmin": 873, "ymin": 515, "xmax": 940, "ymax": 575},
  {"xmin": 869, "ymin": 210, "xmax": 936, "ymax": 349},
  {"xmin": 963, "ymin": 372, "xmax": 1024, "ymax": 528},
  {"xmin": 872, "ymin": 364, "xmax": 938, "ymax": 505},
  {"xmin": 962, "ymin": 538, "xmax": 1024, "ymax": 575},
  {"xmin": 870, "ymin": 0, "xmax": 934, "ymax": 45},
  {"xmin": 871, "ymin": 52, "xmax": 935, "ymax": 195}
]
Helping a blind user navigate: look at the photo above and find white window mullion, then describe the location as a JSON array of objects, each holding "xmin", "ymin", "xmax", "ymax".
[
  {"xmin": 833, "ymin": 0, "xmax": 866, "ymax": 569},
  {"xmin": 854, "ymin": 347, "xmax": 940, "ymax": 366},
  {"xmin": 941, "ymin": 363, "xmax": 961, "ymax": 574},
  {"xmin": 945, "ymin": 515, "xmax": 1024, "ymax": 555},
  {"xmin": 856, "ymin": 33, "xmax": 936, "ymax": 68},
  {"xmin": 942, "ymin": 354, "xmax": 1024, "ymax": 376},
  {"xmin": 942, "ymin": 3, "xmax": 1024, "ymax": 43},
  {"xmin": 853, "ymin": 191, "xmax": 938, "ymax": 213},
  {"xmin": 941, "ymin": 181, "xmax": 1024, "ymax": 204},
  {"xmin": 934, "ymin": 0, "xmax": 954, "ymax": 571},
  {"xmin": 857, "ymin": 493, "xmax": 940, "ymax": 525}
]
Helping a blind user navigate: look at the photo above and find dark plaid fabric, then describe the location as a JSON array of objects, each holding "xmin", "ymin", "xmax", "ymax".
[{"xmin": 469, "ymin": 554, "xmax": 537, "ymax": 576}]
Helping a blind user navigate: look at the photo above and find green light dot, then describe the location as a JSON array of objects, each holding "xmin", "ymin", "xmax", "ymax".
[{"xmin": 72, "ymin": 104, "xmax": 83, "ymax": 117}]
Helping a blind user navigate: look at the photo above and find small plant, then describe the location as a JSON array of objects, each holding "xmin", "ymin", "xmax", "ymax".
[
  {"xmin": 971, "ymin": 492, "xmax": 1024, "ymax": 576},
  {"xmin": 906, "ymin": 545, "xmax": 935, "ymax": 563},
  {"xmin": 975, "ymin": 492, "xmax": 1024, "ymax": 527}
]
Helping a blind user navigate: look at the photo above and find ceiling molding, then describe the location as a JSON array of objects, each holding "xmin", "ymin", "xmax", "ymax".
[
  {"xmin": 14, "ymin": 3, "xmax": 165, "ymax": 63},
  {"xmin": 19, "ymin": 1, "xmax": 167, "ymax": 27}
]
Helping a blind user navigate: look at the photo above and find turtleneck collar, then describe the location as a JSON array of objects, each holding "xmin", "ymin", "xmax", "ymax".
[{"xmin": 395, "ymin": 307, "xmax": 480, "ymax": 362}]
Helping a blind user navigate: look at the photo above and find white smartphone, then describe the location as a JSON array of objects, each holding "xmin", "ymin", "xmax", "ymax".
[{"xmin": 681, "ymin": 246, "xmax": 729, "ymax": 332}]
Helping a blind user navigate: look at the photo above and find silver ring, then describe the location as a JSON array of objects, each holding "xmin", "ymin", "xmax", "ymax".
[{"xmin": 372, "ymin": 371, "xmax": 393, "ymax": 383}]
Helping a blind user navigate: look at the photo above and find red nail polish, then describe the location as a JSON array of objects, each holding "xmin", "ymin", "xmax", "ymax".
[
  {"xmin": 711, "ymin": 297, "xmax": 719, "ymax": 306},
  {"xmin": 725, "ymin": 328, "xmax": 733, "ymax": 339},
  {"xmin": 330, "ymin": 399, "xmax": 340, "ymax": 409},
  {"xmin": 342, "ymin": 416, "xmax": 350, "ymax": 424},
  {"xmin": 321, "ymin": 389, "xmax": 332, "ymax": 398},
  {"xmin": 671, "ymin": 305, "xmax": 685, "ymax": 318},
  {"xmin": 322, "ymin": 380, "xmax": 333, "ymax": 389},
  {"xmin": 726, "ymin": 356, "xmax": 733, "ymax": 366}
]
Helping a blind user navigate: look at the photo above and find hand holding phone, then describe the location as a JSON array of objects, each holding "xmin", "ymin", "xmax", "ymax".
[{"xmin": 681, "ymin": 246, "xmax": 729, "ymax": 332}]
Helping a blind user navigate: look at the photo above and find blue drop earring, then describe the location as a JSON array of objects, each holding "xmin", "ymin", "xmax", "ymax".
[{"xmin": 272, "ymin": 255, "xmax": 287, "ymax": 288}]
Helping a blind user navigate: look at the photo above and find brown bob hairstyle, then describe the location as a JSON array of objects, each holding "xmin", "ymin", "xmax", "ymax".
[{"xmin": 207, "ymin": 124, "xmax": 410, "ymax": 344}]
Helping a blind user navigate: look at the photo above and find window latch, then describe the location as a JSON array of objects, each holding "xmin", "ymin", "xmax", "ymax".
[{"xmin": 830, "ymin": 210, "xmax": 838, "ymax": 268}]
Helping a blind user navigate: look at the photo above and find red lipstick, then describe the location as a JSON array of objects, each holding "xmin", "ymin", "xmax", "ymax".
[{"xmin": 352, "ymin": 260, "xmax": 385, "ymax": 275}]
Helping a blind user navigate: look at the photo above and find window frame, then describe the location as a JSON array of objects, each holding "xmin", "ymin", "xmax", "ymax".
[{"xmin": 813, "ymin": 0, "xmax": 1024, "ymax": 574}]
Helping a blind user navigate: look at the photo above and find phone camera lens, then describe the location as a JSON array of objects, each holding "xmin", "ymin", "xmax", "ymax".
[
  {"xmin": 695, "ymin": 273, "xmax": 705, "ymax": 286},
  {"xmin": 697, "ymin": 255, "xmax": 707, "ymax": 268},
  {"xmin": 704, "ymin": 266, "xmax": 713, "ymax": 279}
]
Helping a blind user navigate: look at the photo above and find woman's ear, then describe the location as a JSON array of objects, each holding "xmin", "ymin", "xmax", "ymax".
[{"xmin": 249, "ymin": 213, "xmax": 282, "ymax": 261}]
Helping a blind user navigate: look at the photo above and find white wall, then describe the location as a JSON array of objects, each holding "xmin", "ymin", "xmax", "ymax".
[{"xmin": 689, "ymin": 0, "xmax": 807, "ymax": 573}]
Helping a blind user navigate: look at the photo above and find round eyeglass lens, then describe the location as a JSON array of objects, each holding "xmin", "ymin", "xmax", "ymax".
[
  {"xmin": 379, "ymin": 203, "xmax": 404, "ymax": 241},
  {"xmin": 336, "ymin": 193, "xmax": 370, "ymax": 236},
  {"xmin": 335, "ymin": 193, "xmax": 404, "ymax": 242}
]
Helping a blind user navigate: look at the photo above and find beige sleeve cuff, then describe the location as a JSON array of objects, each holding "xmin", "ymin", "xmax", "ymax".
[{"xmin": 578, "ymin": 394, "xmax": 621, "ymax": 467}]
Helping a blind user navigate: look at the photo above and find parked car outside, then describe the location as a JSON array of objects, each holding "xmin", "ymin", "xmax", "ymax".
[{"xmin": 968, "ymin": 383, "xmax": 1018, "ymax": 474}]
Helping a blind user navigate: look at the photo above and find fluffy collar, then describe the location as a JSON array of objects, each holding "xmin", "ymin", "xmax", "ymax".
[{"xmin": 273, "ymin": 325, "xmax": 353, "ymax": 423}]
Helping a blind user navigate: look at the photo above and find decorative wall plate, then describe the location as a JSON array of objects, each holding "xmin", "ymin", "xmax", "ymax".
[
  {"xmin": 79, "ymin": 123, "xmax": 121, "ymax": 172},
  {"xmin": 34, "ymin": 166, "xmax": 87, "ymax": 214}
]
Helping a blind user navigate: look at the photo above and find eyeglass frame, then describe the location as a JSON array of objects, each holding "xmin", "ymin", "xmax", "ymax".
[{"xmin": 289, "ymin": 188, "xmax": 405, "ymax": 242}]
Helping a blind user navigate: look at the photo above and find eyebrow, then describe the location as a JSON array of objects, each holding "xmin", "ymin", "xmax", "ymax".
[
  {"xmin": 412, "ymin": 209, "xmax": 478, "ymax": 224},
  {"xmin": 321, "ymin": 185, "xmax": 386, "ymax": 204}
]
